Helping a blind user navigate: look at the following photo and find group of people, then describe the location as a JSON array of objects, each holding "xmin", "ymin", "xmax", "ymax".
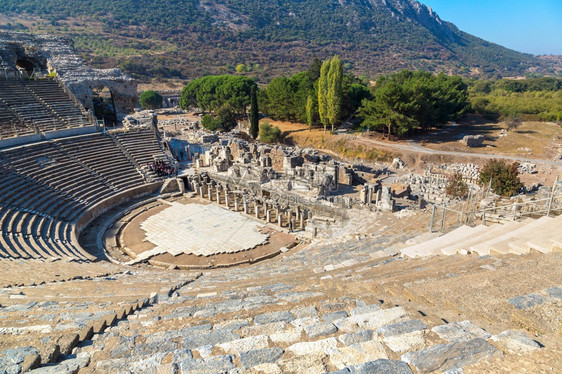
[{"xmin": 147, "ymin": 160, "xmax": 175, "ymax": 177}]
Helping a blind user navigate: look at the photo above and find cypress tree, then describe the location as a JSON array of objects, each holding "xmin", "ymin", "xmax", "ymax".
[{"xmin": 249, "ymin": 84, "xmax": 259, "ymax": 139}]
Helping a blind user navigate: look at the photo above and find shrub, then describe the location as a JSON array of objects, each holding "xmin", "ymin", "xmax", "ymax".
[
  {"xmin": 201, "ymin": 114, "xmax": 219, "ymax": 131},
  {"xmin": 139, "ymin": 90, "xmax": 163, "ymax": 109},
  {"xmin": 259, "ymin": 122, "xmax": 281, "ymax": 143},
  {"xmin": 446, "ymin": 172, "xmax": 468, "ymax": 198},
  {"xmin": 479, "ymin": 159, "xmax": 523, "ymax": 197},
  {"xmin": 505, "ymin": 115, "xmax": 522, "ymax": 131}
]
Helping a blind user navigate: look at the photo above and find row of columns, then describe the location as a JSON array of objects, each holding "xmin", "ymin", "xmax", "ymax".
[{"xmin": 189, "ymin": 178, "xmax": 308, "ymax": 231}]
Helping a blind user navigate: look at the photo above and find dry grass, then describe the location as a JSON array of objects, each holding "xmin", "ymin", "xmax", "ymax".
[
  {"xmin": 266, "ymin": 120, "xmax": 394, "ymax": 162},
  {"xmin": 419, "ymin": 117, "xmax": 561, "ymax": 159}
]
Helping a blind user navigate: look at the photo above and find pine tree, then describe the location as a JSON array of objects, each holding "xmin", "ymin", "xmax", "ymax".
[{"xmin": 249, "ymin": 85, "xmax": 259, "ymax": 139}]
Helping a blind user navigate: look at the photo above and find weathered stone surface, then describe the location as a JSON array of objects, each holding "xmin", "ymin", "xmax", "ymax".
[
  {"xmin": 322, "ymin": 310, "xmax": 349, "ymax": 323},
  {"xmin": 179, "ymin": 355, "xmax": 236, "ymax": 373},
  {"xmin": 28, "ymin": 353, "xmax": 90, "ymax": 374},
  {"xmin": 240, "ymin": 347, "xmax": 284, "ymax": 368},
  {"xmin": 491, "ymin": 330, "xmax": 541, "ymax": 353},
  {"xmin": 291, "ymin": 306, "xmax": 318, "ymax": 319},
  {"xmin": 508, "ymin": 294, "xmax": 544, "ymax": 310},
  {"xmin": 278, "ymin": 352, "xmax": 326, "ymax": 373},
  {"xmin": 291, "ymin": 317, "xmax": 321, "ymax": 329},
  {"xmin": 247, "ymin": 363, "xmax": 282, "ymax": 374},
  {"xmin": 402, "ymin": 338, "xmax": 499, "ymax": 373},
  {"xmin": 182, "ymin": 330, "xmax": 240, "ymax": 349},
  {"xmin": 217, "ymin": 335, "xmax": 269, "ymax": 354},
  {"xmin": 350, "ymin": 359, "xmax": 413, "ymax": 374},
  {"xmin": 304, "ymin": 322, "xmax": 338, "ymax": 338},
  {"xmin": 329, "ymin": 340, "xmax": 388, "ymax": 369},
  {"xmin": 269, "ymin": 328, "xmax": 303, "ymax": 344},
  {"xmin": 334, "ymin": 307, "xmax": 408, "ymax": 332},
  {"xmin": 237, "ymin": 322, "xmax": 287, "ymax": 337},
  {"xmin": 321, "ymin": 302, "xmax": 347, "ymax": 312},
  {"xmin": 215, "ymin": 319, "xmax": 251, "ymax": 331},
  {"xmin": 545, "ymin": 286, "xmax": 562, "ymax": 300},
  {"xmin": 350, "ymin": 305, "xmax": 381, "ymax": 316},
  {"xmin": 338, "ymin": 330, "xmax": 374, "ymax": 346},
  {"xmin": 383, "ymin": 331, "xmax": 425, "ymax": 353},
  {"xmin": 432, "ymin": 320, "xmax": 491, "ymax": 342},
  {"xmin": 286, "ymin": 337, "xmax": 338, "ymax": 355},
  {"xmin": 377, "ymin": 319, "xmax": 427, "ymax": 337},
  {"xmin": 254, "ymin": 311, "xmax": 294, "ymax": 324}
]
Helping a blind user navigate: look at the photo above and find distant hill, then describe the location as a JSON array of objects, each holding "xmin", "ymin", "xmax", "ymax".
[{"xmin": 0, "ymin": 0, "xmax": 559, "ymax": 81}]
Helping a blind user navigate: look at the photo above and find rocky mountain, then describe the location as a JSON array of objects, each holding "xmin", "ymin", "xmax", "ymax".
[{"xmin": 0, "ymin": 0, "xmax": 557, "ymax": 80}]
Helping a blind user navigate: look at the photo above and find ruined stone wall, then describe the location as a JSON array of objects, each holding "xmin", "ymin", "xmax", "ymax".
[{"xmin": 0, "ymin": 32, "xmax": 137, "ymax": 117}]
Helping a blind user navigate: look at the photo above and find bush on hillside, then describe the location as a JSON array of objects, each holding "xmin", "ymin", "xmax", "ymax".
[
  {"xmin": 479, "ymin": 159, "xmax": 523, "ymax": 197},
  {"xmin": 139, "ymin": 90, "xmax": 163, "ymax": 109}
]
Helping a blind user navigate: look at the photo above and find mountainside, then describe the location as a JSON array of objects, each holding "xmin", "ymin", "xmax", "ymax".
[{"xmin": 0, "ymin": 0, "xmax": 557, "ymax": 81}]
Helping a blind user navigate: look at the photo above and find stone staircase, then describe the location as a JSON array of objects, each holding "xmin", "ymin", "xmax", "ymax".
[{"xmin": 400, "ymin": 214, "xmax": 562, "ymax": 258}]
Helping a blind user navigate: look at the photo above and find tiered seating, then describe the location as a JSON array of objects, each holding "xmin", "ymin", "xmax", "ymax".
[
  {"xmin": 0, "ymin": 133, "xmax": 159, "ymax": 261},
  {"xmin": 400, "ymin": 215, "xmax": 562, "ymax": 258},
  {"xmin": 112, "ymin": 129, "xmax": 169, "ymax": 179},
  {"xmin": 0, "ymin": 79, "xmax": 89, "ymax": 138},
  {"xmin": 55, "ymin": 134, "xmax": 146, "ymax": 191},
  {"xmin": 0, "ymin": 99, "xmax": 35, "ymax": 138},
  {"xmin": 25, "ymin": 80, "xmax": 88, "ymax": 128}
]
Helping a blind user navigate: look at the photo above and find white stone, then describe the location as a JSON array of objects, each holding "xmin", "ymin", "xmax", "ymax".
[
  {"xmin": 432, "ymin": 320, "xmax": 491, "ymax": 343},
  {"xmin": 269, "ymin": 329, "xmax": 303, "ymax": 344},
  {"xmin": 491, "ymin": 330, "xmax": 541, "ymax": 353},
  {"xmin": 286, "ymin": 337, "xmax": 338, "ymax": 355},
  {"xmin": 217, "ymin": 335, "xmax": 269, "ymax": 354},
  {"xmin": 333, "ymin": 307, "xmax": 409, "ymax": 332},
  {"xmin": 136, "ymin": 202, "xmax": 269, "ymax": 259},
  {"xmin": 383, "ymin": 331, "xmax": 425, "ymax": 353},
  {"xmin": 329, "ymin": 340, "xmax": 388, "ymax": 369}
]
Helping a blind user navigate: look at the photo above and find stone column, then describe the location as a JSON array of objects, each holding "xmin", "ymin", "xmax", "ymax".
[
  {"xmin": 277, "ymin": 213, "xmax": 282, "ymax": 227},
  {"xmin": 234, "ymin": 195, "xmax": 239, "ymax": 211},
  {"xmin": 225, "ymin": 191, "xmax": 230, "ymax": 208},
  {"xmin": 216, "ymin": 187, "xmax": 221, "ymax": 204},
  {"xmin": 208, "ymin": 185, "xmax": 213, "ymax": 201},
  {"xmin": 243, "ymin": 200, "xmax": 249, "ymax": 214},
  {"xmin": 266, "ymin": 209, "xmax": 271, "ymax": 223},
  {"xmin": 255, "ymin": 205, "xmax": 260, "ymax": 218}
]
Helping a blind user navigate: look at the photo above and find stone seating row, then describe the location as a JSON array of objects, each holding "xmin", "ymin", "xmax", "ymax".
[
  {"xmin": 0, "ymin": 268, "xmax": 197, "ymax": 373},
  {"xmin": 0, "ymin": 207, "xmax": 94, "ymax": 261},
  {"xmin": 0, "ymin": 79, "xmax": 89, "ymax": 138},
  {"xmin": 400, "ymin": 215, "xmax": 562, "ymax": 258}
]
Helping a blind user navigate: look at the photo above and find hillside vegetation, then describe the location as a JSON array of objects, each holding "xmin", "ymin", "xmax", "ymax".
[{"xmin": 0, "ymin": 0, "xmax": 558, "ymax": 81}]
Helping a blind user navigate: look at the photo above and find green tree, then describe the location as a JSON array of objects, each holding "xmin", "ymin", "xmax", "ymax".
[
  {"xmin": 216, "ymin": 104, "xmax": 237, "ymax": 132},
  {"xmin": 306, "ymin": 95, "xmax": 314, "ymax": 131},
  {"xmin": 326, "ymin": 55, "xmax": 343, "ymax": 132},
  {"xmin": 479, "ymin": 159, "xmax": 523, "ymax": 197},
  {"xmin": 139, "ymin": 90, "xmax": 163, "ymax": 109},
  {"xmin": 259, "ymin": 122, "xmax": 281, "ymax": 143},
  {"xmin": 318, "ymin": 58, "xmax": 330, "ymax": 133},
  {"xmin": 249, "ymin": 84, "xmax": 259, "ymax": 139},
  {"xmin": 357, "ymin": 81, "xmax": 417, "ymax": 137},
  {"xmin": 201, "ymin": 114, "xmax": 219, "ymax": 131},
  {"xmin": 264, "ymin": 76, "xmax": 295, "ymax": 121}
]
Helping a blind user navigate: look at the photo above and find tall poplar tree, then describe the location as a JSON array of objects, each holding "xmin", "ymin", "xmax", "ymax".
[
  {"xmin": 326, "ymin": 55, "xmax": 343, "ymax": 132},
  {"xmin": 318, "ymin": 55, "xmax": 343, "ymax": 133},
  {"xmin": 249, "ymin": 84, "xmax": 259, "ymax": 139},
  {"xmin": 306, "ymin": 95, "xmax": 314, "ymax": 131},
  {"xmin": 317, "ymin": 59, "xmax": 330, "ymax": 134}
]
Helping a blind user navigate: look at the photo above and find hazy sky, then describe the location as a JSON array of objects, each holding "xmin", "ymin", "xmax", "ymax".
[{"xmin": 421, "ymin": 0, "xmax": 562, "ymax": 55}]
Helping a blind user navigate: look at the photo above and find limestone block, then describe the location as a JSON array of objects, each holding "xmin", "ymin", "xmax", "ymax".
[
  {"xmin": 491, "ymin": 330, "xmax": 541, "ymax": 353},
  {"xmin": 240, "ymin": 347, "xmax": 284, "ymax": 368},
  {"xmin": 432, "ymin": 320, "xmax": 491, "ymax": 342},
  {"xmin": 217, "ymin": 335, "xmax": 269, "ymax": 354},
  {"xmin": 329, "ymin": 340, "xmax": 388, "ymax": 369},
  {"xmin": 401, "ymin": 338, "xmax": 499, "ymax": 374},
  {"xmin": 286, "ymin": 337, "xmax": 338, "ymax": 355},
  {"xmin": 383, "ymin": 331, "xmax": 425, "ymax": 353},
  {"xmin": 333, "ymin": 307, "xmax": 408, "ymax": 332}
]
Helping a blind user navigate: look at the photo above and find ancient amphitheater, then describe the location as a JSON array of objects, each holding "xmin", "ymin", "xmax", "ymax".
[{"xmin": 0, "ymin": 32, "xmax": 561, "ymax": 374}]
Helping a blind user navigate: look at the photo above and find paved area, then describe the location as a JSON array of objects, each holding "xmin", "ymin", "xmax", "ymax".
[{"xmin": 137, "ymin": 202, "xmax": 269, "ymax": 259}]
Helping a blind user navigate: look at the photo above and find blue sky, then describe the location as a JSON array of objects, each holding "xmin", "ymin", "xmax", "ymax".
[{"xmin": 421, "ymin": 0, "xmax": 562, "ymax": 55}]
